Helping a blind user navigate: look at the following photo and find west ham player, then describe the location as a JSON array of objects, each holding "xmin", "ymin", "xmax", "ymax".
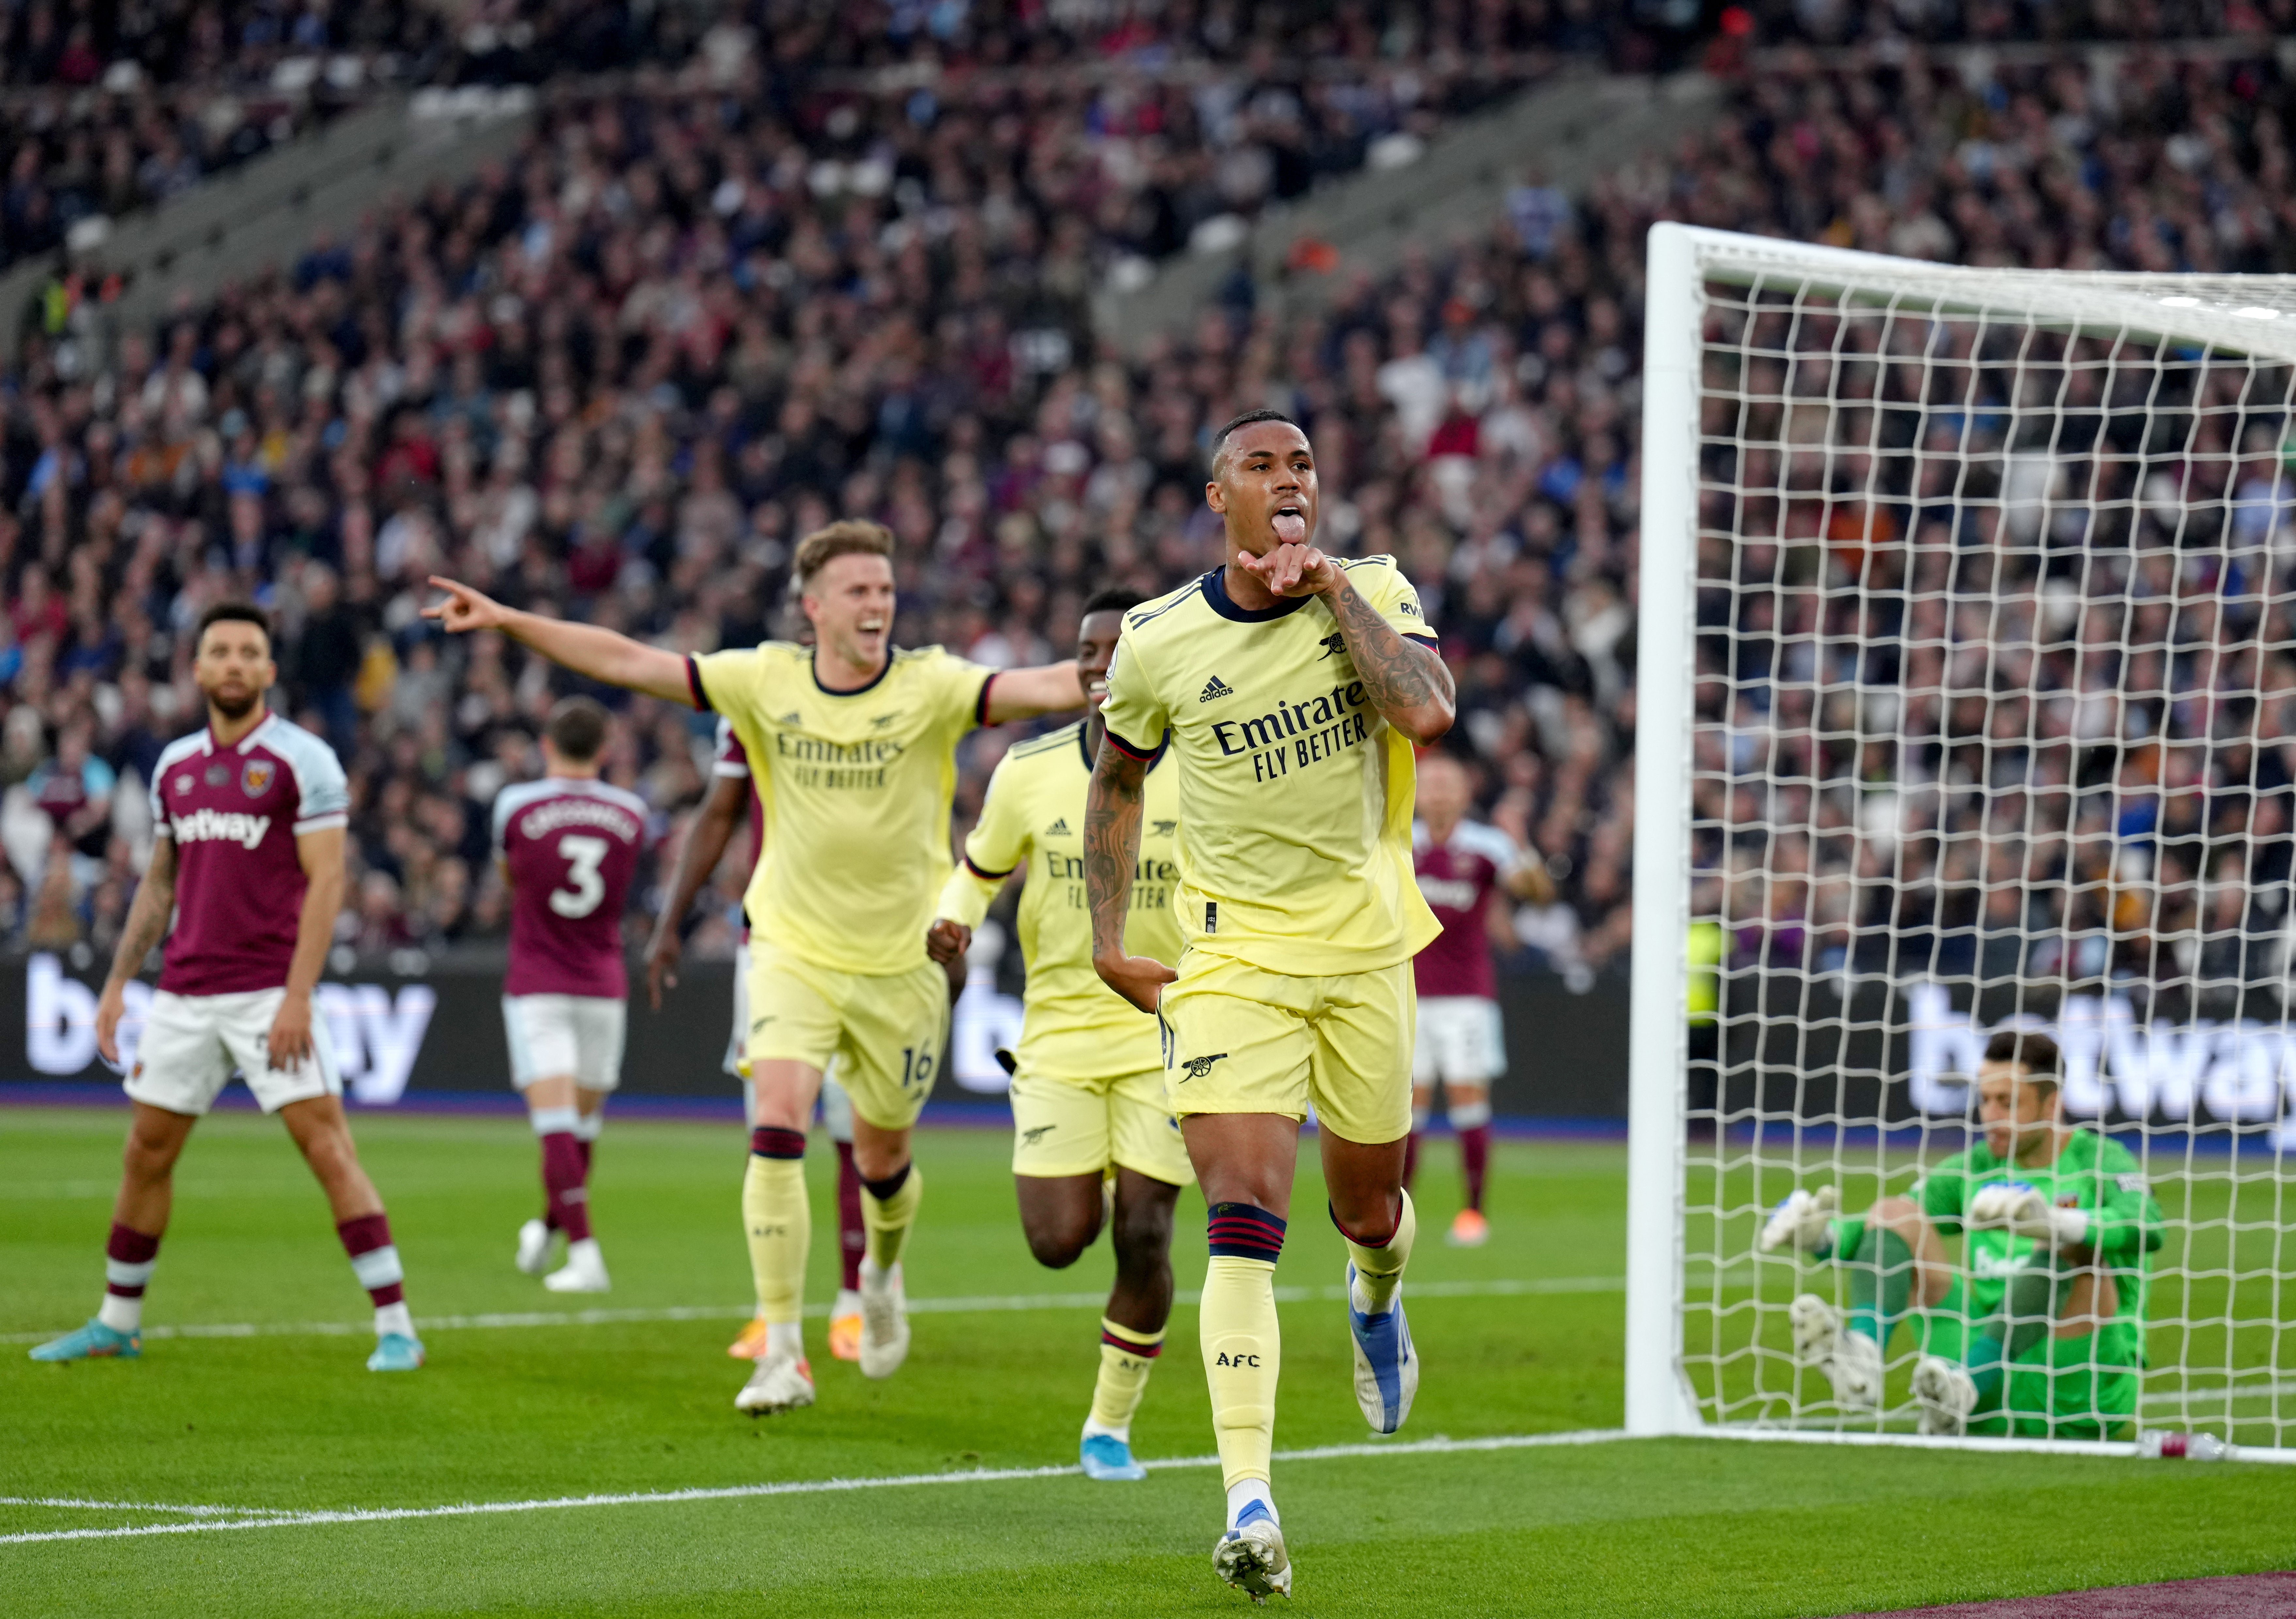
[
  {"xmin": 1765, "ymin": 1031, "xmax": 2162, "ymax": 1438},
  {"xmin": 30, "ymin": 603, "xmax": 422, "ymax": 1372},
  {"xmin": 928, "ymin": 587, "xmax": 1190, "ymax": 1483},
  {"xmin": 495, "ymin": 696, "xmax": 650, "ymax": 1294},
  {"xmin": 1408, "ymin": 750, "xmax": 1552, "ymax": 1247},
  {"xmin": 1088, "ymin": 412, "xmax": 1453, "ymax": 1598},
  {"xmin": 426, "ymin": 520, "xmax": 1084, "ymax": 1416},
  {"xmin": 645, "ymin": 715, "xmax": 872, "ymax": 1364}
]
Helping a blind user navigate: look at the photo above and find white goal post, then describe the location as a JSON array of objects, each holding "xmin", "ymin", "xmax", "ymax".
[{"xmin": 1630, "ymin": 222, "xmax": 2296, "ymax": 1455}]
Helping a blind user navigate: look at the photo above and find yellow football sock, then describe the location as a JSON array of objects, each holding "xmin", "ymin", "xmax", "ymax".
[
  {"xmin": 1200, "ymin": 1255, "xmax": 1281, "ymax": 1491},
  {"xmin": 860, "ymin": 1161, "xmax": 923, "ymax": 1271},
  {"xmin": 1342, "ymin": 1188, "xmax": 1417, "ymax": 1313},
  {"xmin": 741, "ymin": 1152, "xmax": 809, "ymax": 1326},
  {"xmin": 1089, "ymin": 1317, "xmax": 1166, "ymax": 1435}
]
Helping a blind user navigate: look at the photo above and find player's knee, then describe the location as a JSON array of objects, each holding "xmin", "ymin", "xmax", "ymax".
[
  {"xmin": 1868, "ymin": 1195, "xmax": 1922, "ymax": 1232},
  {"xmin": 1112, "ymin": 1200, "xmax": 1174, "ymax": 1272},
  {"xmin": 1023, "ymin": 1219, "xmax": 1093, "ymax": 1270}
]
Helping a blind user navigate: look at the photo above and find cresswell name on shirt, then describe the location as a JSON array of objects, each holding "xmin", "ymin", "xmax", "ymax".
[
  {"xmin": 170, "ymin": 808, "xmax": 271, "ymax": 850},
  {"xmin": 772, "ymin": 732, "xmax": 905, "ymax": 790},
  {"xmin": 1211, "ymin": 681, "xmax": 1371, "ymax": 784},
  {"xmin": 516, "ymin": 797, "xmax": 642, "ymax": 841}
]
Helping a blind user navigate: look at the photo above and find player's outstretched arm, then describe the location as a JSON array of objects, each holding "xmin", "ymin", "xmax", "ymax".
[
  {"xmin": 268, "ymin": 826, "xmax": 347, "ymax": 1072},
  {"xmin": 1085, "ymin": 741, "xmax": 1174, "ymax": 1014},
  {"xmin": 979, "ymin": 660, "xmax": 1087, "ymax": 725},
  {"xmin": 643, "ymin": 773, "xmax": 749, "ymax": 1010},
  {"xmin": 423, "ymin": 577, "xmax": 695, "ymax": 705},
  {"xmin": 95, "ymin": 838, "xmax": 178, "ymax": 1064}
]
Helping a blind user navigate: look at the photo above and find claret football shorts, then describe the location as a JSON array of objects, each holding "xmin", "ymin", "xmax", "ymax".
[{"xmin": 1156, "ymin": 950, "xmax": 1415, "ymax": 1146}]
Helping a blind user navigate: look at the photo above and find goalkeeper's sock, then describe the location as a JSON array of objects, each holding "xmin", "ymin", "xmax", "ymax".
[
  {"xmin": 1965, "ymin": 1332, "xmax": 2008, "ymax": 1400},
  {"xmin": 1337, "ymin": 1189, "xmax": 1416, "ymax": 1315},
  {"xmin": 1203, "ymin": 1203, "xmax": 1285, "ymax": 1494},
  {"xmin": 859, "ymin": 1160, "xmax": 923, "ymax": 1271},
  {"xmin": 1450, "ymin": 1100, "xmax": 1492, "ymax": 1214},
  {"xmin": 835, "ymin": 1140, "xmax": 865, "ymax": 1291},
  {"xmin": 1846, "ymin": 1227, "xmax": 1913, "ymax": 1350},
  {"xmin": 1084, "ymin": 1316, "xmax": 1165, "ymax": 1442},
  {"xmin": 1971, "ymin": 1268, "xmax": 2059, "ymax": 1398},
  {"xmin": 743, "ymin": 1128, "xmax": 810, "ymax": 1340}
]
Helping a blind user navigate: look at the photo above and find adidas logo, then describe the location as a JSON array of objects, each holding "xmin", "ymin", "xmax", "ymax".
[
  {"xmin": 1199, "ymin": 676, "xmax": 1234, "ymax": 703},
  {"xmin": 1046, "ymin": 818, "xmax": 1071, "ymax": 837},
  {"xmin": 779, "ymin": 712, "xmax": 802, "ymax": 725}
]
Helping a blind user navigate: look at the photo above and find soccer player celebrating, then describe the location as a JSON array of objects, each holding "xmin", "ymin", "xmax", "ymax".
[
  {"xmin": 426, "ymin": 521, "xmax": 1084, "ymax": 1414},
  {"xmin": 30, "ymin": 603, "xmax": 423, "ymax": 1373},
  {"xmin": 645, "ymin": 715, "xmax": 872, "ymax": 1364},
  {"xmin": 1763, "ymin": 1030, "xmax": 2163, "ymax": 1437},
  {"xmin": 1087, "ymin": 412, "xmax": 1454, "ymax": 1599},
  {"xmin": 1408, "ymin": 750, "xmax": 1552, "ymax": 1247},
  {"xmin": 495, "ymin": 696, "xmax": 650, "ymax": 1294},
  {"xmin": 927, "ymin": 586, "xmax": 1190, "ymax": 1484}
]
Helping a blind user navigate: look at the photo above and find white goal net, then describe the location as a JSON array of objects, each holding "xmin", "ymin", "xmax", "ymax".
[{"xmin": 1629, "ymin": 223, "xmax": 2296, "ymax": 1455}]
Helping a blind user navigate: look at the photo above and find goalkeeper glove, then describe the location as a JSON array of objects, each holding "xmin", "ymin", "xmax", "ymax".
[
  {"xmin": 1966, "ymin": 1182, "xmax": 2089, "ymax": 1249},
  {"xmin": 1759, "ymin": 1185, "xmax": 1838, "ymax": 1257}
]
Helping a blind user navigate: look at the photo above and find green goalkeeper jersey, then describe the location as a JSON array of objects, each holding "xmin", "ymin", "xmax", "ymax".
[{"xmin": 1913, "ymin": 1128, "xmax": 2164, "ymax": 1351}]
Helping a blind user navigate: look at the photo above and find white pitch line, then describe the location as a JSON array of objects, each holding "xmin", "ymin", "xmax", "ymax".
[
  {"xmin": 0, "ymin": 1274, "xmax": 1624, "ymax": 1346},
  {"xmin": 0, "ymin": 1430, "xmax": 1631, "ymax": 1547},
  {"xmin": 0, "ymin": 1496, "xmax": 298, "ymax": 1517}
]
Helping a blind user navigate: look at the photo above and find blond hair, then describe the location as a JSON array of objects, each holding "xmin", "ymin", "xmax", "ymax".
[{"xmin": 793, "ymin": 520, "xmax": 895, "ymax": 590}]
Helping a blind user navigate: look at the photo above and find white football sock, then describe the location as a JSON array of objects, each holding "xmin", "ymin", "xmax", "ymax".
[
  {"xmin": 375, "ymin": 1302, "xmax": 414, "ymax": 1338},
  {"xmin": 1225, "ymin": 1479, "xmax": 1277, "ymax": 1528},
  {"xmin": 766, "ymin": 1320, "xmax": 803, "ymax": 1361},
  {"xmin": 98, "ymin": 1293, "xmax": 141, "ymax": 1333},
  {"xmin": 1082, "ymin": 1415, "xmax": 1130, "ymax": 1444}
]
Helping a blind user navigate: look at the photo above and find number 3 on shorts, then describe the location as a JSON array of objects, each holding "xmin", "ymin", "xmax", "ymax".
[{"xmin": 552, "ymin": 834, "xmax": 609, "ymax": 918}]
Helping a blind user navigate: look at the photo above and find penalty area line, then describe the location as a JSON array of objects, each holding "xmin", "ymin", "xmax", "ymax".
[
  {"xmin": 0, "ymin": 1429, "xmax": 1632, "ymax": 1547},
  {"xmin": 0, "ymin": 1274, "xmax": 1624, "ymax": 1346}
]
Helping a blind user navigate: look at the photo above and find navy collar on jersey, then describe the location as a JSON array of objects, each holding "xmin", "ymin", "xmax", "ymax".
[
  {"xmin": 812, "ymin": 650, "xmax": 892, "ymax": 698},
  {"xmin": 1202, "ymin": 566, "xmax": 1314, "ymax": 624}
]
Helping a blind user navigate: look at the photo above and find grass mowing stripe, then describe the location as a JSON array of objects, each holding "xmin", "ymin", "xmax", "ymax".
[
  {"xmin": 0, "ymin": 1274, "xmax": 1626, "ymax": 1344},
  {"xmin": 0, "ymin": 1429, "xmax": 1632, "ymax": 1548}
]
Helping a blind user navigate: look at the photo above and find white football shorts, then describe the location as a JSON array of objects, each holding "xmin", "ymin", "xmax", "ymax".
[
  {"xmin": 503, "ymin": 994, "xmax": 628, "ymax": 1092},
  {"xmin": 125, "ymin": 987, "xmax": 343, "ymax": 1116},
  {"xmin": 1413, "ymin": 994, "xmax": 1507, "ymax": 1086}
]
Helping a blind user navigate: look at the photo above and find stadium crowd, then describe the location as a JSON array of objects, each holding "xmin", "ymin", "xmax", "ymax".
[{"xmin": 1, "ymin": 20, "xmax": 2293, "ymax": 994}]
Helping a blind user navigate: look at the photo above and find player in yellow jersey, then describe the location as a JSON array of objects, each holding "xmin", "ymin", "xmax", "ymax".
[
  {"xmin": 1087, "ymin": 411, "xmax": 1455, "ymax": 1602},
  {"xmin": 927, "ymin": 586, "xmax": 1190, "ymax": 1484},
  {"xmin": 425, "ymin": 521, "xmax": 1084, "ymax": 1415}
]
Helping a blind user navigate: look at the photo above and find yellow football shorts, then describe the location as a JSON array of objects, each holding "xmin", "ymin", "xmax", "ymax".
[
  {"xmin": 742, "ymin": 943, "xmax": 949, "ymax": 1131},
  {"xmin": 1156, "ymin": 950, "xmax": 1415, "ymax": 1145},
  {"xmin": 1010, "ymin": 1065, "xmax": 1195, "ymax": 1185}
]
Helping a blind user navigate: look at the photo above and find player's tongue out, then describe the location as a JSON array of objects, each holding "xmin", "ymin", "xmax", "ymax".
[{"xmin": 1271, "ymin": 510, "xmax": 1307, "ymax": 544}]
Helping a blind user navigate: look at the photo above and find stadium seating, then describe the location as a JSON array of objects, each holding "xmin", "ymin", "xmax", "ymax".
[{"xmin": 2, "ymin": 19, "xmax": 2290, "ymax": 994}]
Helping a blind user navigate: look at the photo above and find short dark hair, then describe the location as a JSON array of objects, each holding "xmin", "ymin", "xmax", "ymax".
[
  {"xmin": 1081, "ymin": 586, "xmax": 1144, "ymax": 619},
  {"xmin": 195, "ymin": 601, "xmax": 272, "ymax": 650},
  {"xmin": 1984, "ymin": 1028, "xmax": 2061, "ymax": 1082},
  {"xmin": 1210, "ymin": 408, "xmax": 1301, "ymax": 473},
  {"xmin": 545, "ymin": 695, "xmax": 610, "ymax": 762}
]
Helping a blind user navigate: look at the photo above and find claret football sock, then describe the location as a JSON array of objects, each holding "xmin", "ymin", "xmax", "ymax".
[
  {"xmin": 338, "ymin": 1212, "xmax": 409, "ymax": 1336},
  {"xmin": 99, "ymin": 1221, "xmax": 160, "ymax": 1333},
  {"xmin": 859, "ymin": 1160, "xmax": 923, "ymax": 1272},
  {"xmin": 744, "ymin": 1129, "xmax": 810, "ymax": 1341},
  {"xmin": 1086, "ymin": 1316, "xmax": 1166, "ymax": 1441},
  {"xmin": 532, "ymin": 1108, "xmax": 592, "ymax": 1244},
  {"xmin": 1202, "ymin": 1203, "xmax": 1285, "ymax": 1494},
  {"xmin": 1846, "ymin": 1227, "xmax": 1914, "ymax": 1350},
  {"xmin": 1449, "ymin": 1101, "xmax": 1492, "ymax": 1214},
  {"xmin": 1336, "ymin": 1189, "xmax": 1416, "ymax": 1315},
  {"xmin": 835, "ymin": 1141, "xmax": 865, "ymax": 1291}
]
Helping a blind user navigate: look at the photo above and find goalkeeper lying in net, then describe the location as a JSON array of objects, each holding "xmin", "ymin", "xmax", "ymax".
[{"xmin": 1761, "ymin": 1029, "xmax": 2163, "ymax": 1439}]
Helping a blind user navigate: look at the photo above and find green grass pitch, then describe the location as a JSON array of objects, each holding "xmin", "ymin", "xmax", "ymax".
[{"xmin": 5, "ymin": 1105, "xmax": 2296, "ymax": 1617}]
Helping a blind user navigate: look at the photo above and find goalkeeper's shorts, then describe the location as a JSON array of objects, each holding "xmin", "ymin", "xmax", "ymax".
[{"xmin": 1916, "ymin": 1277, "xmax": 2142, "ymax": 1441}]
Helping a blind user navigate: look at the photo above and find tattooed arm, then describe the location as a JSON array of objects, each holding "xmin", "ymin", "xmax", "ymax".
[
  {"xmin": 95, "ymin": 838, "xmax": 178, "ymax": 1065},
  {"xmin": 1320, "ymin": 570, "xmax": 1455, "ymax": 744},
  {"xmin": 1086, "ymin": 738, "xmax": 1176, "ymax": 1014}
]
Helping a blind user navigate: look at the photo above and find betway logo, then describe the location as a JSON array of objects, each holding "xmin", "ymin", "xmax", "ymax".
[
  {"xmin": 1906, "ymin": 981, "xmax": 2292, "ymax": 1125},
  {"xmin": 171, "ymin": 809, "xmax": 270, "ymax": 849}
]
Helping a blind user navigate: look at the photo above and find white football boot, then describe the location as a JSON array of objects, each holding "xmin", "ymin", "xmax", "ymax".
[
  {"xmin": 543, "ymin": 1237, "xmax": 611, "ymax": 1293},
  {"xmin": 734, "ymin": 1354, "xmax": 816, "ymax": 1415},
  {"xmin": 515, "ymin": 1218, "xmax": 560, "ymax": 1277},
  {"xmin": 1788, "ymin": 1293, "xmax": 1882, "ymax": 1411},
  {"xmin": 1213, "ymin": 1503, "xmax": 1291, "ymax": 1604},
  {"xmin": 1911, "ymin": 1355, "xmax": 1978, "ymax": 1437}
]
